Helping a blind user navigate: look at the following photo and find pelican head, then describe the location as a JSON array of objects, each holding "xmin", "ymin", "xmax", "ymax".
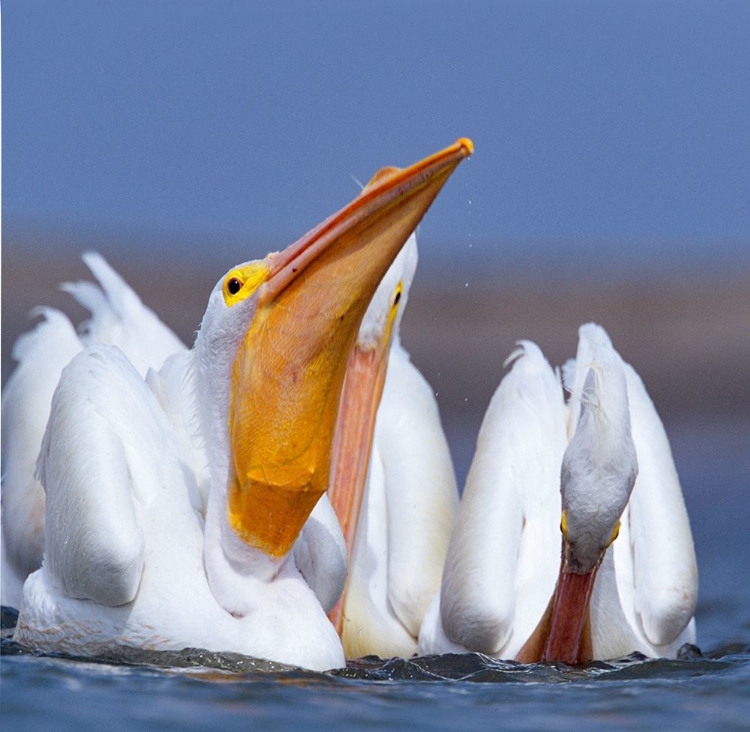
[
  {"xmin": 194, "ymin": 139, "xmax": 472, "ymax": 611},
  {"xmin": 354, "ymin": 229, "xmax": 418, "ymax": 351},
  {"xmin": 518, "ymin": 324, "xmax": 638, "ymax": 665}
]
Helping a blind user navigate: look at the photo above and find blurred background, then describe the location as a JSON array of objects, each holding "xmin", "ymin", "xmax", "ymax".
[{"xmin": 3, "ymin": 0, "xmax": 749, "ymax": 492}]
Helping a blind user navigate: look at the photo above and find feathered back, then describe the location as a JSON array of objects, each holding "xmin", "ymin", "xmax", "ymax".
[
  {"xmin": 1, "ymin": 308, "xmax": 84, "ymax": 607},
  {"xmin": 62, "ymin": 252, "xmax": 186, "ymax": 375},
  {"xmin": 439, "ymin": 341, "xmax": 567, "ymax": 655},
  {"xmin": 1, "ymin": 253, "xmax": 186, "ymax": 608}
]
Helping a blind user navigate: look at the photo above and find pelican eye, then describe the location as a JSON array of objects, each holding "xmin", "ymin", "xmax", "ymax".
[
  {"xmin": 222, "ymin": 262, "xmax": 270, "ymax": 307},
  {"xmin": 390, "ymin": 282, "xmax": 404, "ymax": 314},
  {"xmin": 381, "ymin": 281, "xmax": 404, "ymax": 344}
]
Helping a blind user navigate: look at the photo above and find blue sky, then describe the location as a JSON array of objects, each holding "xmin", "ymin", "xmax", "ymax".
[{"xmin": 4, "ymin": 0, "xmax": 750, "ymax": 275}]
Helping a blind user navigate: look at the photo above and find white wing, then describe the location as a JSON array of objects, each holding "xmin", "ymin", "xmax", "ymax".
[
  {"xmin": 427, "ymin": 342, "xmax": 567, "ymax": 657},
  {"xmin": 343, "ymin": 345, "xmax": 459, "ymax": 659},
  {"xmin": 19, "ymin": 341, "xmax": 199, "ymax": 645},
  {"xmin": 618, "ymin": 360, "xmax": 698, "ymax": 647},
  {"xmin": 36, "ymin": 345, "xmax": 171, "ymax": 606},
  {"xmin": 63, "ymin": 251, "xmax": 186, "ymax": 374},
  {"xmin": 377, "ymin": 346, "xmax": 458, "ymax": 639},
  {"xmin": 1, "ymin": 309, "xmax": 83, "ymax": 607},
  {"xmin": 1, "ymin": 253, "xmax": 187, "ymax": 608}
]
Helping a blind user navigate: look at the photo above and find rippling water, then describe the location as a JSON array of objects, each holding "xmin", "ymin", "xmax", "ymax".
[
  {"xmin": 3, "ymin": 638, "xmax": 749, "ymax": 731},
  {"xmin": 2, "ymin": 419, "xmax": 748, "ymax": 731}
]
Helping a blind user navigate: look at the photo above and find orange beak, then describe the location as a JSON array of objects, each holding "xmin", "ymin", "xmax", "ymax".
[
  {"xmin": 542, "ymin": 553, "xmax": 598, "ymax": 664},
  {"xmin": 516, "ymin": 544, "xmax": 598, "ymax": 665},
  {"xmin": 227, "ymin": 138, "xmax": 473, "ymax": 557},
  {"xmin": 326, "ymin": 295, "xmax": 399, "ymax": 632}
]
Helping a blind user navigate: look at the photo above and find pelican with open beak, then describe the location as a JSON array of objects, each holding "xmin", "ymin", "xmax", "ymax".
[{"xmin": 13, "ymin": 139, "xmax": 473, "ymax": 671}]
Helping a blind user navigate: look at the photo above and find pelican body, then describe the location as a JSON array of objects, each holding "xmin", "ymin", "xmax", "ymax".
[
  {"xmin": 419, "ymin": 324, "xmax": 698, "ymax": 663},
  {"xmin": 1, "ymin": 254, "xmax": 186, "ymax": 609},
  {"xmin": 328, "ymin": 234, "xmax": 459, "ymax": 659},
  {"xmin": 9, "ymin": 139, "xmax": 473, "ymax": 670}
]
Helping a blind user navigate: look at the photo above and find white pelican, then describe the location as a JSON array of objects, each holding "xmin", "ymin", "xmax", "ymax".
[
  {"xmin": 12, "ymin": 139, "xmax": 474, "ymax": 671},
  {"xmin": 327, "ymin": 230, "xmax": 459, "ymax": 659},
  {"xmin": 419, "ymin": 323, "xmax": 698, "ymax": 664},
  {"xmin": 1, "ymin": 254, "xmax": 186, "ymax": 609},
  {"xmin": 0, "ymin": 253, "xmax": 338, "ymax": 614}
]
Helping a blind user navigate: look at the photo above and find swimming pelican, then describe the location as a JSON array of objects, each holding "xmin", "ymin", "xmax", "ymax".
[
  {"xmin": 419, "ymin": 323, "xmax": 698, "ymax": 664},
  {"xmin": 1, "ymin": 254, "xmax": 339, "ymax": 615},
  {"xmin": 1, "ymin": 254, "xmax": 186, "ymax": 609},
  {"xmin": 12, "ymin": 139, "xmax": 473, "ymax": 671},
  {"xmin": 327, "ymin": 230, "xmax": 459, "ymax": 659}
]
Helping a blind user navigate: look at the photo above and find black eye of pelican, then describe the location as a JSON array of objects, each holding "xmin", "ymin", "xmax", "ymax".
[
  {"xmin": 393, "ymin": 290, "xmax": 402, "ymax": 306},
  {"xmin": 227, "ymin": 277, "xmax": 242, "ymax": 296}
]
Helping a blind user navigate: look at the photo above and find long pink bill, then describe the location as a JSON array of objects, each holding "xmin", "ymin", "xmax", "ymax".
[
  {"xmin": 327, "ymin": 340, "xmax": 391, "ymax": 634},
  {"xmin": 516, "ymin": 554, "xmax": 597, "ymax": 665}
]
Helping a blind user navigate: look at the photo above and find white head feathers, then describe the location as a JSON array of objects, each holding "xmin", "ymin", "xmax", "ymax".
[
  {"xmin": 560, "ymin": 323, "xmax": 639, "ymax": 572},
  {"xmin": 355, "ymin": 233, "xmax": 418, "ymax": 349}
]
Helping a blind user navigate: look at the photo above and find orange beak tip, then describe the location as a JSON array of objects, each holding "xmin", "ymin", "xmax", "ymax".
[{"xmin": 457, "ymin": 137, "xmax": 474, "ymax": 156}]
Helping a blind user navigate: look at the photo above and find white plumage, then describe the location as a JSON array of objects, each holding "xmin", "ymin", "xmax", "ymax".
[
  {"xmin": 1, "ymin": 253, "xmax": 185, "ymax": 608},
  {"xmin": 419, "ymin": 323, "xmax": 698, "ymax": 662},
  {"xmin": 419, "ymin": 340, "xmax": 567, "ymax": 657},
  {"xmin": 5, "ymin": 139, "xmax": 472, "ymax": 671},
  {"xmin": 20, "ymin": 342, "xmax": 345, "ymax": 669},
  {"xmin": 331, "ymin": 235, "xmax": 459, "ymax": 659}
]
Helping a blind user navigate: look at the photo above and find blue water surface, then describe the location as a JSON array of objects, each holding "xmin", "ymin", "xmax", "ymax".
[{"xmin": 3, "ymin": 644, "xmax": 749, "ymax": 732}]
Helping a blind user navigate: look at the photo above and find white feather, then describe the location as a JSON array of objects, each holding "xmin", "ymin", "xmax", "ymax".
[
  {"xmin": 1, "ymin": 309, "xmax": 82, "ymax": 606},
  {"xmin": 18, "ymin": 348, "xmax": 342, "ymax": 669},
  {"xmin": 1, "ymin": 254, "xmax": 186, "ymax": 609},
  {"xmin": 339, "ymin": 234, "xmax": 459, "ymax": 659},
  {"xmin": 420, "ymin": 324, "xmax": 698, "ymax": 661},
  {"xmin": 420, "ymin": 341, "xmax": 567, "ymax": 657},
  {"xmin": 14, "ymin": 260, "xmax": 347, "ymax": 671}
]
